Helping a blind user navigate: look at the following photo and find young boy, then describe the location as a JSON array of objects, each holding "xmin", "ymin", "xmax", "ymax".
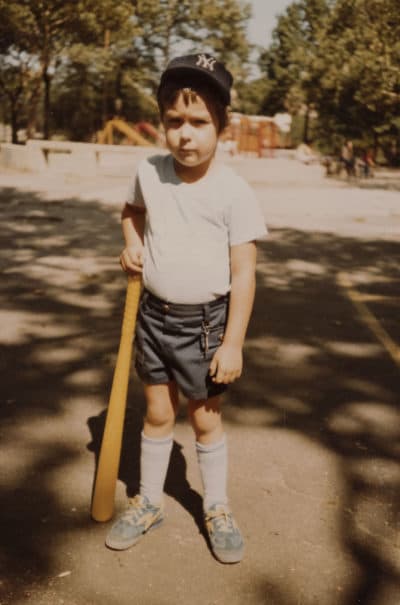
[{"xmin": 105, "ymin": 53, "xmax": 267, "ymax": 564}]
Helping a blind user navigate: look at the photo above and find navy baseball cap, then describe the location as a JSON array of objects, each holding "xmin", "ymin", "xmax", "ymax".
[{"xmin": 158, "ymin": 53, "xmax": 233, "ymax": 106}]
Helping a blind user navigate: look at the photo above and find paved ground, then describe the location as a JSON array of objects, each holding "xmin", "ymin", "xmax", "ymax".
[{"xmin": 0, "ymin": 156, "xmax": 399, "ymax": 605}]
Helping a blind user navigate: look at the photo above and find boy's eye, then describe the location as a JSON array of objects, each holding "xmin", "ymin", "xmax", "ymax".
[
  {"xmin": 193, "ymin": 118, "xmax": 208, "ymax": 126},
  {"xmin": 167, "ymin": 118, "xmax": 181, "ymax": 126}
]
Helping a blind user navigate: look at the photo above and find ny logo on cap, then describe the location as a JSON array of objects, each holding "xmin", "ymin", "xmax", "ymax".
[{"xmin": 196, "ymin": 54, "xmax": 216, "ymax": 72}]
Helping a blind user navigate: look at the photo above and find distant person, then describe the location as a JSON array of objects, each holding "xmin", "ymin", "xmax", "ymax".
[
  {"xmin": 105, "ymin": 53, "xmax": 267, "ymax": 564},
  {"xmin": 360, "ymin": 148, "xmax": 375, "ymax": 177},
  {"xmin": 341, "ymin": 140, "xmax": 355, "ymax": 176}
]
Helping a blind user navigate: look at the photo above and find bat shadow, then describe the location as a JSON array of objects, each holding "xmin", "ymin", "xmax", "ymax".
[{"xmin": 87, "ymin": 404, "xmax": 207, "ymax": 540}]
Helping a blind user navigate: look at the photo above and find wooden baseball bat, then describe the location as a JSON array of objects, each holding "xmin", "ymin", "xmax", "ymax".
[{"xmin": 91, "ymin": 274, "xmax": 142, "ymax": 522}]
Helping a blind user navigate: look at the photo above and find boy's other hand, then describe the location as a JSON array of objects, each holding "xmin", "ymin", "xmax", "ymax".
[
  {"xmin": 209, "ymin": 344, "xmax": 243, "ymax": 384},
  {"xmin": 120, "ymin": 245, "xmax": 144, "ymax": 274}
]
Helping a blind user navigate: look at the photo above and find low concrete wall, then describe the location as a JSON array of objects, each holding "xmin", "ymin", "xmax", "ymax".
[
  {"xmin": 0, "ymin": 140, "xmax": 164, "ymax": 176},
  {"xmin": 0, "ymin": 143, "xmax": 34, "ymax": 172}
]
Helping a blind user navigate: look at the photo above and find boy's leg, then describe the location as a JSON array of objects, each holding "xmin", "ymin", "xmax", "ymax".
[
  {"xmin": 105, "ymin": 382, "xmax": 178, "ymax": 550},
  {"xmin": 189, "ymin": 396, "xmax": 226, "ymax": 509},
  {"xmin": 140, "ymin": 382, "xmax": 178, "ymax": 504},
  {"xmin": 189, "ymin": 396, "xmax": 244, "ymax": 564}
]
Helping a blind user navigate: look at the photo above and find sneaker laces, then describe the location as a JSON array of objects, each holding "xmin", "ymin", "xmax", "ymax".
[
  {"xmin": 206, "ymin": 507, "xmax": 236, "ymax": 534},
  {"xmin": 120, "ymin": 495, "xmax": 149, "ymax": 525}
]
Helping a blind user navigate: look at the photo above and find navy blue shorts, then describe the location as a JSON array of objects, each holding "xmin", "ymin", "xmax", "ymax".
[{"xmin": 134, "ymin": 290, "xmax": 229, "ymax": 400}]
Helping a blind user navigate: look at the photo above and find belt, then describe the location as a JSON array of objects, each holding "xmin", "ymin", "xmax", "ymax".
[{"xmin": 142, "ymin": 289, "xmax": 228, "ymax": 317}]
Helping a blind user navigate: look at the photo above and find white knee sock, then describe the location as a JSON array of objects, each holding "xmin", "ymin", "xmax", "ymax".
[
  {"xmin": 140, "ymin": 431, "xmax": 173, "ymax": 506},
  {"xmin": 196, "ymin": 434, "xmax": 228, "ymax": 512}
]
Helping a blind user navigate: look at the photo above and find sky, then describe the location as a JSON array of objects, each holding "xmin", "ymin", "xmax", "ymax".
[{"xmin": 246, "ymin": 0, "xmax": 294, "ymax": 47}]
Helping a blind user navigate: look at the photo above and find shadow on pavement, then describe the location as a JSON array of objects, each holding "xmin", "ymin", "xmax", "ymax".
[
  {"xmin": 0, "ymin": 187, "xmax": 124, "ymax": 603},
  {"xmin": 229, "ymin": 230, "xmax": 400, "ymax": 604},
  {"xmin": 0, "ymin": 186, "xmax": 399, "ymax": 604}
]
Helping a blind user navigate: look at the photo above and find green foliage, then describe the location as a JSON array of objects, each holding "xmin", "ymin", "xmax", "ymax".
[
  {"xmin": 258, "ymin": 0, "xmax": 400, "ymax": 163},
  {"xmin": 0, "ymin": 0, "xmax": 90, "ymax": 140},
  {"xmin": 0, "ymin": 50, "xmax": 40, "ymax": 142},
  {"xmin": 3, "ymin": 0, "xmax": 398, "ymax": 159},
  {"xmin": 234, "ymin": 78, "xmax": 270, "ymax": 115},
  {"xmin": 0, "ymin": 0, "xmax": 252, "ymax": 141}
]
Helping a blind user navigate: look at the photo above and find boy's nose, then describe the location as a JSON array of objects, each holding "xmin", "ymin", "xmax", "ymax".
[{"xmin": 180, "ymin": 123, "xmax": 191, "ymax": 140}]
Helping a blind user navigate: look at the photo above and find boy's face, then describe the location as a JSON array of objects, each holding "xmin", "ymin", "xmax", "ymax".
[{"xmin": 162, "ymin": 90, "xmax": 219, "ymax": 180}]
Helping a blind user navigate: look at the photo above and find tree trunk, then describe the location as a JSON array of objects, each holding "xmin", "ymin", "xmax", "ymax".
[
  {"xmin": 26, "ymin": 78, "xmax": 42, "ymax": 139},
  {"xmin": 43, "ymin": 68, "xmax": 51, "ymax": 140},
  {"xmin": 10, "ymin": 103, "xmax": 18, "ymax": 144},
  {"xmin": 102, "ymin": 29, "xmax": 111, "ymax": 125},
  {"xmin": 303, "ymin": 105, "xmax": 310, "ymax": 143}
]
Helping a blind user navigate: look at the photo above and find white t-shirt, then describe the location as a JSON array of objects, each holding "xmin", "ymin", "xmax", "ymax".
[{"xmin": 126, "ymin": 154, "xmax": 267, "ymax": 303}]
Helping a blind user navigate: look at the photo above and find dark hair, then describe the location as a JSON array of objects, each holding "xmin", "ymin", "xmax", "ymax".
[{"xmin": 157, "ymin": 75, "xmax": 229, "ymax": 133}]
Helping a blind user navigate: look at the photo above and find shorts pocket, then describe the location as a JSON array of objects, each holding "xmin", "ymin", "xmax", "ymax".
[
  {"xmin": 208, "ymin": 327, "xmax": 225, "ymax": 348},
  {"xmin": 200, "ymin": 304, "xmax": 227, "ymax": 357}
]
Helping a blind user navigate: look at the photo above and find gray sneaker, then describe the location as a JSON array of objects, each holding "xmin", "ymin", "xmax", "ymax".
[
  {"xmin": 105, "ymin": 495, "xmax": 163, "ymax": 550},
  {"xmin": 204, "ymin": 503, "xmax": 244, "ymax": 563}
]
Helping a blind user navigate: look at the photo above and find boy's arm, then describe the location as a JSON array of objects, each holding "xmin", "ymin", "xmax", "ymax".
[
  {"xmin": 209, "ymin": 241, "xmax": 257, "ymax": 384},
  {"xmin": 120, "ymin": 202, "xmax": 146, "ymax": 274}
]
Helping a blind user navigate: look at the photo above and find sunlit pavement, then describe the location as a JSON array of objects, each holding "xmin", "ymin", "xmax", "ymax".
[{"xmin": 0, "ymin": 157, "xmax": 399, "ymax": 605}]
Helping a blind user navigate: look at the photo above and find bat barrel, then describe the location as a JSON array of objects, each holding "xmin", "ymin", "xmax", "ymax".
[{"xmin": 91, "ymin": 274, "xmax": 142, "ymax": 522}]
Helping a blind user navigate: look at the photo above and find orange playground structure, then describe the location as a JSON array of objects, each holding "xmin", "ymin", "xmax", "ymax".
[{"xmin": 222, "ymin": 113, "xmax": 281, "ymax": 157}]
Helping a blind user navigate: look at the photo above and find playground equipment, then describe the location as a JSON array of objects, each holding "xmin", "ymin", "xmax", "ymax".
[
  {"xmin": 97, "ymin": 118, "xmax": 162, "ymax": 146},
  {"xmin": 97, "ymin": 114, "xmax": 285, "ymax": 156},
  {"xmin": 222, "ymin": 113, "xmax": 281, "ymax": 157},
  {"xmin": 135, "ymin": 121, "xmax": 164, "ymax": 145}
]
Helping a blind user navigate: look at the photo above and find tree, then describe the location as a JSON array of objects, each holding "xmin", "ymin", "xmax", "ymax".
[
  {"xmin": 315, "ymin": 0, "xmax": 400, "ymax": 155},
  {"xmin": 195, "ymin": 0, "xmax": 252, "ymax": 77},
  {"xmin": 74, "ymin": 0, "xmax": 141, "ymax": 124},
  {"xmin": 133, "ymin": 0, "xmax": 251, "ymax": 81},
  {"xmin": 0, "ymin": 0, "xmax": 138, "ymax": 139},
  {"xmin": 259, "ymin": 0, "xmax": 329, "ymax": 141},
  {"xmin": 0, "ymin": 50, "xmax": 40, "ymax": 143},
  {"xmin": 234, "ymin": 77, "xmax": 270, "ymax": 115},
  {"xmin": 0, "ymin": 0, "xmax": 254, "ymax": 141},
  {"xmin": 0, "ymin": 1, "xmax": 87, "ymax": 139},
  {"xmin": 258, "ymin": 0, "xmax": 400, "ymax": 159}
]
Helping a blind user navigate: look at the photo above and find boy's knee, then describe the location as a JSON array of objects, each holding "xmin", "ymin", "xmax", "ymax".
[
  {"xmin": 143, "ymin": 382, "xmax": 178, "ymax": 430},
  {"xmin": 188, "ymin": 398, "xmax": 222, "ymax": 440},
  {"xmin": 145, "ymin": 399, "xmax": 176, "ymax": 430},
  {"xmin": 146, "ymin": 406, "xmax": 175, "ymax": 429}
]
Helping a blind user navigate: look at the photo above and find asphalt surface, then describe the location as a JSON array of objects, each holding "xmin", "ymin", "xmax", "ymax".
[{"xmin": 0, "ymin": 157, "xmax": 399, "ymax": 605}]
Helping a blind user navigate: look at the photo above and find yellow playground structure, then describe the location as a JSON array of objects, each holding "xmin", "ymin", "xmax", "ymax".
[{"xmin": 97, "ymin": 118, "xmax": 163, "ymax": 147}]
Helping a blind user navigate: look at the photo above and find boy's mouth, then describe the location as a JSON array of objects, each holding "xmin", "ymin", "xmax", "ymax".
[{"xmin": 178, "ymin": 150, "xmax": 198, "ymax": 158}]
